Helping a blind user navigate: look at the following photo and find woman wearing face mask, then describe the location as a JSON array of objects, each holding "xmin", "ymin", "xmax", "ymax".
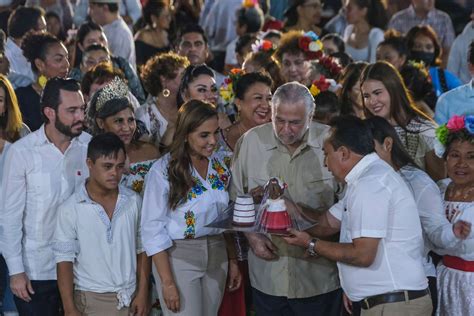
[
  {"xmin": 360, "ymin": 61, "xmax": 445, "ymax": 180},
  {"xmin": 366, "ymin": 116, "xmax": 473, "ymax": 315},
  {"xmin": 406, "ymin": 25, "xmax": 462, "ymax": 97}
]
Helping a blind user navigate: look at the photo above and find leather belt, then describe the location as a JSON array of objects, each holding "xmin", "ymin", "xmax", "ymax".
[{"xmin": 355, "ymin": 288, "xmax": 430, "ymax": 310}]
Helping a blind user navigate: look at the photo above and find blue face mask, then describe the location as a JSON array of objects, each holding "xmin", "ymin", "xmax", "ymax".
[{"xmin": 410, "ymin": 50, "xmax": 435, "ymax": 67}]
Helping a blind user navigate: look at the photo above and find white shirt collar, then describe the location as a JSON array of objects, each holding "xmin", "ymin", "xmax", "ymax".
[{"xmin": 345, "ymin": 152, "xmax": 379, "ymax": 184}]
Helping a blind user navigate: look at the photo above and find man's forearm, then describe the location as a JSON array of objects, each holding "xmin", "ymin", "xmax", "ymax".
[
  {"xmin": 314, "ymin": 239, "xmax": 376, "ymax": 267},
  {"xmin": 57, "ymin": 262, "xmax": 76, "ymax": 312}
]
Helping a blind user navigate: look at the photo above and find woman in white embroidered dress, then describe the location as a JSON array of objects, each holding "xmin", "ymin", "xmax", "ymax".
[
  {"xmin": 360, "ymin": 61, "xmax": 445, "ymax": 180},
  {"xmin": 435, "ymin": 115, "xmax": 474, "ymax": 315},
  {"xmin": 141, "ymin": 100, "xmax": 241, "ymax": 316}
]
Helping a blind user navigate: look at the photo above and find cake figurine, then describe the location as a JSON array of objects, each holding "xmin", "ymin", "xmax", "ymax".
[
  {"xmin": 232, "ymin": 195, "xmax": 256, "ymax": 226},
  {"xmin": 259, "ymin": 178, "xmax": 292, "ymax": 233}
]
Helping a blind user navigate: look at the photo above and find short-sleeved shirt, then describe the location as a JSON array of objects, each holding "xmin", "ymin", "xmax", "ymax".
[
  {"xmin": 230, "ymin": 122, "xmax": 339, "ymax": 298},
  {"xmin": 330, "ymin": 154, "xmax": 427, "ymax": 302},
  {"xmin": 434, "ymin": 81, "xmax": 474, "ymax": 125},
  {"xmin": 103, "ymin": 18, "xmax": 136, "ymax": 69}
]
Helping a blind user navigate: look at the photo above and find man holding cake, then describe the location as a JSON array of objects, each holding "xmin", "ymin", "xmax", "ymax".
[{"xmin": 230, "ymin": 82, "xmax": 341, "ymax": 315}]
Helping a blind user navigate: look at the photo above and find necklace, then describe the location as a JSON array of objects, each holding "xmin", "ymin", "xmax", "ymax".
[{"xmin": 446, "ymin": 183, "xmax": 474, "ymax": 202}]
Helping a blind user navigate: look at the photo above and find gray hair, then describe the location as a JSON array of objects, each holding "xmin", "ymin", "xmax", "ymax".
[{"xmin": 271, "ymin": 81, "xmax": 315, "ymax": 119}]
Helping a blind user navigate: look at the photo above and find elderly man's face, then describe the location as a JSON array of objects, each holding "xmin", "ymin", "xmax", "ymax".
[{"xmin": 272, "ymin": 100, "xmax": 309, "ymax": 146}]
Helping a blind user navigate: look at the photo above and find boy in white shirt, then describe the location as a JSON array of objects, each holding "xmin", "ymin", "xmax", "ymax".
[{"xmin": 53, "ymin": 133, "xmax": 150, "ymax": 315}]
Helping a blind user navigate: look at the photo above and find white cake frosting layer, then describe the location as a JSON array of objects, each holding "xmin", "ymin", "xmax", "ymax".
[
  {"xmin": 234, "ymin": 203, "xmax": 255, "ymax": 211},
  {"xmin": 233, "ymin": 216, "xmax": 256, "ymax": 223}
]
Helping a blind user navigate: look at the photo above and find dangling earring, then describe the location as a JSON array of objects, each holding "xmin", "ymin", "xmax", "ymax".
[
  {"xmin": 37, "ymin": 75, "xmax": 48, "ymax": 89},
  {"xmin": 162, "ymin": 88, "xmax": 170, "ymax": 98}
]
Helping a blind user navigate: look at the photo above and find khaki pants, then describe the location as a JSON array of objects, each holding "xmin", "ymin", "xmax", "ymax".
[
  {"xmin": 152, "ymin": 234, "xmax": 228, "ymax": 316},
  {"xmin": 361, "ymin": 294, "xmax": 432, "ymax": 316},
  {"xmin": 74, "ymin": 290, "xmax": 130, "ymax": 316}
]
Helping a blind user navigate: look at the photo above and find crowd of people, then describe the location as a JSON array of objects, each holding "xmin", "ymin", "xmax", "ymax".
[{"xmin": 0, "ymin": 0, "xmax": 473, "ymax": 315}]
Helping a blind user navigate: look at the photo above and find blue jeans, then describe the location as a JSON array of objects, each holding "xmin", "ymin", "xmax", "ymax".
[
  {"xmin": 14, "ymin": 280, "xmax": 61, "ymax": 316},
  {"xmin": 252, "ymin": 287, "xmax": 342, "ymax": 316}
]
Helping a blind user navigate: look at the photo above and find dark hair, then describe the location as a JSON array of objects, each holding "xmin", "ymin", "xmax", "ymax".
[
  {"xmin": 0, "ymin": 29, "xmax": 6, "ymax": 52},
  {"xmin": 235, "ymin": 72, "xmax": 272, "ymax": 100},
  {"xmin": 83, "ymin": 43, "xmax": 110, "ymax": 56},
  {"xmin": 40, "ymin": 78, "xmax": 81, "ymax": 123},
  {"xmin": 352, "ymin": 0, "xmax": 388, "ymax": 29},
  {"xmin": 378, "ymin": 29, "xmax": 408, "ymax": 59},
  {"xmin": 21, "ymin": 31, "xmax": 62, "ymax": 74},
  {"xmin": 141, "ymin": 52, "xmax": 190, "ymax": 97},
  {"xmin": 366, "ymin": 116, "xmax": 417, "ymax": 169},
  {"xmin": 178, "ymin": 23, "xmax": 208, "ymax": 45},
  {"xmin": 360, "ymin": 61, "xmax": 431, "ymax": 128},
  {"xmin": 87, "ymin": 132, "xmax": 126, "ymax": 163},
  {"xmin": 167, "ymin": 100, "xmax": 217, "ymax": 209},
  {"xmin": 330, "ymin": 52, "xmax": 353, "ymax": 68},
  {"xmin": 177, "ymin": 64, "xmax": 214, "ymax": 106},
  {"xmin": 338, "ymin": 61, "xmax": 368, "ymax": 116},
  {"xmin": 469, "ymin": 41, "xmax": 474, "ymax": 65},
  {"xmin": 81, "ymin": 62, "xmax": 125, "ymax": 96},
  {"xmin": 236, "ymin": 6, "xmax": 264, "ymax": 33},
  {"xmin": 74, "ymin": 21, "xmax": 104, "ymax": 67},
  {"xmin": 328, "ymin": 115, "xmax": 375, "ymax": 155},
  {"xmin": 405, "ymin": 25, "xmax": 442, "ymax": 66},
  {"xmin": 322, "ymin": 33, "xmax": 345, "ymax": 53},
  {"xmin": 143, "ymin": 0, "xmax": 167, "ymax": 26},
  {"xmin": 314, "ymin": 91, "xmax": 340, "ymax": 123},
  {"xmin": 91, "ymin": 2, "xmax": 119, "ymax": 13},
  {"xmin": 444, "ymin": 129, "xmax": 474, "ymax": 160},
  {"xmin": 244, "ymin": 51, "xmax": 284, "ymax": 92},
  {"xmin": 7, "ymin": 6, "xmax": 45, "ymax": 39},
  {"xmin": 45, "ymin": 11, "xmax": 66, "ymax": 41},
  {"xmin": 235, "ymin": 34, "xmax": 258, "ymax": 56},
  {"xmin": 284, "ymin": 0, "xmax": 315, "ymax": 28},
  {"xmin": 262, "ymin": 30, "xmax": 281, "ymax": 41},
  {"xmin": 399, "ymin": 63, "xmax": 437, "ymax": 109}
]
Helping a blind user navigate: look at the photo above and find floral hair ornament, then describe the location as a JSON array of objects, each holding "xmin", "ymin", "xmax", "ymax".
[
  {"xmin": 309, "ymin": 75, "xmax": 341, "ymax": 97},
  {"xmin": 316, "ymin": 55, "xmax": 343, "ymax": 79},
  {"xmin": 298, "ymin": 31, "xmax": 323, "ymax": 60},
  {"xmin": 407, "ymin": 60, "xmax": 431, "ymax": 82},
  {"xmin": 94, "ymin": 76, "xmax": 129, "ymax": 112},
  {"xmin": 434, "ymin": 115, "xmax": 474, "ymax": 158},
  {"xmin": 251, "ymin": 39, "xmax": 275, "ymax": 54},
  {"xmin": 242, "ymin": 0, "xmax": 258, "ymax": 8},
  {"xmin": 219, "ymin": 68, "xmax": 244, "ymax": 104}
]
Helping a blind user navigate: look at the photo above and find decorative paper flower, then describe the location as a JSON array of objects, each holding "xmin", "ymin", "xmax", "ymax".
[
  {"xmin": 408, "ymin": 60, "xmax": 430, "ymax": 80},
  {"xmin": 465, "ymin": 115, "xmax": 474, "ymax": 134},
  {"xmin": 220, "ymin": 68, "xmax": 244, "ymax": 103},
  {"xmin": 251, "ymin": 39, "xmax": 275, "ymax": 54},
  {"xmin": 242, "ymin": 0, "xmax": 258, "ymax": 8},
  {"xmin": 309, "ymin": 75, "xmax": 331, "ymax": 97},
  {"xmin": 317, "ymin": 55, "xmax": 343, "ymax": 79},
  {"xmin": 435, "ymin": 125, "xmax": 449, "ymax": 145},
  {"xmin": 310, "ymin": 84, "xmax": 320, "ymax": 97},
  {"xmin": 298, "ymin": 31, "xmax": 323, "ymax": 60},
  {"xmin": 446, "ymin": 115, "xmax": 466, "ymax": 132}
]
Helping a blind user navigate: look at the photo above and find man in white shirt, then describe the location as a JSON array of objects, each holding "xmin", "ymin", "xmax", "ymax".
[
  {"xmin": 5, "ymin": 6, "xmax": 46, "ymax": 88},
  {"xmin": 89, "ymin": 0, "xmax": 136, "ymax": 69},
  {"xmin": 0, "ymin": 78, "xmax": 90, "ymax": 315},
  {"xmin": 447, "ymin": 10, "xmax": 474, "ymax": 84},
  {"xmin": 284, "ymin": 116, "xmax": 432, "ymax": 315},
  {"xmin": 54, "ymin": 133, "xmax": 149, "ymax": 315}
]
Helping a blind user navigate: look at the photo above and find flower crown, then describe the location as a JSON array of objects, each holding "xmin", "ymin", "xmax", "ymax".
[
  {"xmin": 242, "ymin": 0, "xmax": 258, "ymax": 8},
  {"xmin": 407, "ymin": 60, "xmax": 430, "ymax": 81},
  {"xmin": 298, "ymin": 31, "xmax": 323, "ymax": 60},
  {"xmin": 434, "ymin": 115, "xmax": 474, "ymax": 157},
  {"xmin": 318, "ymin": 55, "xmax": 343, "ymax": 78},
  {"xmin": 309, "ymin": 75, "xmax": 341, "ymax": 97},
  {"xmin": 94, "ymin": 77, "xmax": 129, "ymax": 112},
  {"xmin": 251, "ymin": 39, "xmax": 275, "ymax": 54},
  {"xmin": 219, "ymin": 68, "xmax": 244, "ymax": 103}
]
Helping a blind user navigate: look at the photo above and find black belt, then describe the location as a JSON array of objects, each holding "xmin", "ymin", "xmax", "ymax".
[{"xmin": 355, "ymin": 288, "xmax": 430, "ymax": 310}]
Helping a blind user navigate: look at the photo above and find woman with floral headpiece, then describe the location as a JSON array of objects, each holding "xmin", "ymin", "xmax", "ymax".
[
  {"xmin": 434, "ymin": 115, "xmax": 474, "ymax": 315},
  {"xmin": 88, "ymin": 77, "xmax": 159, "ymax": 194}
]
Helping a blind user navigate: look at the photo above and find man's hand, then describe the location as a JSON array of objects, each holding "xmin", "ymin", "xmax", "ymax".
[
  {"xmin": 453, "ymin": 220, "xmax": 472, "ymax": 239},
  {"xmin": 246, "ymin": 233, "xmax": 278, "ymax": 260},
  {"xmin": 282, "ymin": 228, "xmax": 312, "ymax": 249},
  {"xmin": 130, "ymin": 289, "xmax": 149, "ymax": 316},
  {"xmin": 343, "ymin": 292, "xmax": 353, "ymax": 315},
  {"xmin": 10, "ymin": 272, "xmax": 34, "ymax": 302},
  {"xmin": 162, "ymin": 281, "xmax": 180, "ymax": 313},
  {"xmin": 226, "ymin": 259, "xmax": 242, "ymax": 292}
]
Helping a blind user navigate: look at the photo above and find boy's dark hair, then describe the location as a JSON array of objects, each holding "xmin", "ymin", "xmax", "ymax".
[
  {"xmin": 87, "ymin": 132, "xmax": 126, "ymax": 163},
  {"xmin": 178, "ymin": 23, "xmax": 208, "ymax": 44},
  {"xmin": 314, "ymin": 91, "xmax": 340, "ymax": 122},
  {"xmin": 7, "ymin": 6, "xmax": 45, "ymax": 39},
  {"xmin": 40, "ymin": 78, "xmax": 81, "ymax": 123},
  {"xmin": 235, "ymin": 34, "xmax": 258, "ymax": 56},
  {"xmin": 236, "ymin": 6, "xmax": 264, "ymax": 33},
  {"xmin": 328, "ymin": 115, "xmax": 375, "ymax": 155}
]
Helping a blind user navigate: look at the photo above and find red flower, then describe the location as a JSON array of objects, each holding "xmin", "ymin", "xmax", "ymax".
[
  {"xmin": 312, "ymin": 76, "xmax": 331, "ymax": 93},
  {"xmin": 224, "ymin": 78, "xmax": 231, "ymax": 84},
  {"xmin": 261, "ymin": 40, "xmax": 273, "ymax": 51},
  {"xmin": 298, "ymin": 36, "xmax": 311, "ymax": 51}
]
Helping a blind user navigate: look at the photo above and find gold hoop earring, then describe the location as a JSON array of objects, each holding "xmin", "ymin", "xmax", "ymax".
[{"xmin": 162, "ymin": 88, "xmax": 170, "ymax": 98}]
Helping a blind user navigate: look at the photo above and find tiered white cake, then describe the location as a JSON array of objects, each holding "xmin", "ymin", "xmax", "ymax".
[{"xmin": 232, "ymin": 195, "xmax": 256, "ymax": 226}]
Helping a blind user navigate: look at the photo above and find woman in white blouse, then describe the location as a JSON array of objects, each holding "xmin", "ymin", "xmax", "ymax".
[
  {"xmin": 141, "ymin": 100, "xmax": 241, "ymax": 316},
  {"xmin": 343, "ymin": 0, "xmax": 387, "ymax": 62}
]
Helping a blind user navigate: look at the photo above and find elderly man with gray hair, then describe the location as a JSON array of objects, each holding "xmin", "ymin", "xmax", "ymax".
[{"xmin": 230, "ymin": 81, "xmax": 341, "ymax": 315}]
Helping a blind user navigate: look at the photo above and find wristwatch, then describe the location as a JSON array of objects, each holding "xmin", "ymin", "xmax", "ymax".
[{"xmin": 307, "ymin": 238, "xmax": 319, "ymax": 257}]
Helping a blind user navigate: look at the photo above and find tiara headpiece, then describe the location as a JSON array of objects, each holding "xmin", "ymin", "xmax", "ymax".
[{"xmin": 94, "ymin": 77, "xmax": 129, "ymax": 112}]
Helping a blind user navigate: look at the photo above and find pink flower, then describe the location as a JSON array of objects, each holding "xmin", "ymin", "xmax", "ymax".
[{"xmin": 446, "ymin": 115, "xmax": 465, "ymax": 132}]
